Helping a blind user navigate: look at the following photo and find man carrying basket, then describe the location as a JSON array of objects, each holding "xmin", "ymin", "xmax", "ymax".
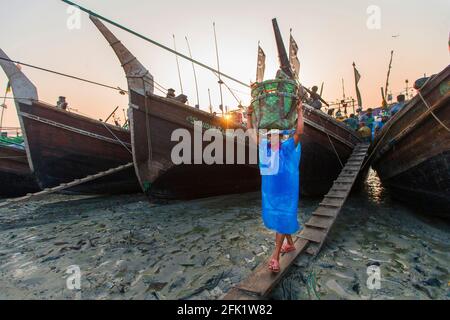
[{"xmin": 247, "ymin": 72, "xmax": 304, "ymax": 273}]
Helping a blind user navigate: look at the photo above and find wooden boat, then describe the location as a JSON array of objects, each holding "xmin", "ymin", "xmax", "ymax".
[
  {"xmin": 369, "ymin": 64, "xmax": 450, "ymax": 217},
  {"xmin": 91, "ymin": 17, "xmax": 260, "ymax": 199},
  {"xmin": 0, "ymin": 143, "xmax": 39, "ymax": 197},
  {"xmin": 91, "ymin": 16, "xmax": 361, "ymax": 200},
  {"xmin": 0, "ymin": 48, "xmax": 140, "ymax": 195}
]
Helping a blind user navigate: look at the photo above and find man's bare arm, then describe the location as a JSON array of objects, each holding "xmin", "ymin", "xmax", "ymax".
[
  {"xmin": 246, "ymin": 106, "xmax": 258, "ymax": 144},
  {"xmin": 294, "ymin": 101, "xmax": 304, "ymax": 146}
]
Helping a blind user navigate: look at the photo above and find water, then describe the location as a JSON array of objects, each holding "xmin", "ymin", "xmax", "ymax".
[
  {"xmin": 271, "ymin": 170, "xmax": 450, "ymax": 300},
  {"xmin": 0, "ymin": 170, "xmax": 448, "ymax": 300}
]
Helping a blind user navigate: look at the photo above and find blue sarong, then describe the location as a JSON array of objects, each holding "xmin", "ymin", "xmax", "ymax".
[{"xmin": 259, "ymin": 136, "xmax": 301, "ymax": 235}]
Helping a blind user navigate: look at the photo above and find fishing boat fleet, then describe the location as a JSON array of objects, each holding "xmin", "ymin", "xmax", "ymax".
[{"xmin": 0, "ymin": 14, "xmax": 448, "ymax": 217}]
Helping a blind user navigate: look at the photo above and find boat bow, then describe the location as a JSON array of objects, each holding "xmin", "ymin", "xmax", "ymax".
[
  {"xmin": 0, "ymin": 49, "xmax": 38, "ymax": 105},
  {"xmin": 89, "ymin": 16, "xmax": 154, "ymax": 97}
]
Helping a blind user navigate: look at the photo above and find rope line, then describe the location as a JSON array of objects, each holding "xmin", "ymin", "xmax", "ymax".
[
  {"xmin": 0, "ymin": 56, "xmax": 127, "ymax": 94},
  {"xmin": 313, "ymin": 108, "xmax": 344, "ymax": 168},
  {"xmin": 100, "ymin": 122, "xmax": 132, "ymax": 154},
  {"xmin": 211, "ymin": 71, "xmax": 242, "ymax": 105},
  {"xmin": 418, "ymin": 91, "xmax": 449, "ymax": 132},
  {"xmin": 61, "ymin": 0, "xmax": 250, "ymax": 89},
  {"xmin": 362, "ymin": 75, "xmax": 449, "ymax": 169},
  {"xmin": 0, "ymin": 156, "xmax": 27, "ymax": 159}
]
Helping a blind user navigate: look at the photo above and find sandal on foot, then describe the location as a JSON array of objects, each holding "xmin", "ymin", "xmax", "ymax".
[
  {"xmin": 268, "ymin": 259, "xmax": 280, "ymax": 273},
  {"xmin": 281, "ymin": 243, "xmax": 296, "ymax": 254}
]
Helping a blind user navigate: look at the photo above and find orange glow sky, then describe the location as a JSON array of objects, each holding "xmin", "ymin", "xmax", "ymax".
[{"xmin": 0, "ymin": 0, "xmax": 449, "ymax": 128}]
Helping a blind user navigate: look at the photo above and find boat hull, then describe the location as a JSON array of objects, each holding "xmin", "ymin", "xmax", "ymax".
[
  {"xmin": 370, "ymin": 65, "xmax": 450, "ymax": 217},
  {"xmin": 17, "ymin": 101, "xmax": 140, "ymax": 194},
  {"xmin": 0, "ymin": 144, "xmax": 40, "ymax": 197},
  {"xmin": 129, "ymin": 92, "xmax": 360, "ymax": 200}
]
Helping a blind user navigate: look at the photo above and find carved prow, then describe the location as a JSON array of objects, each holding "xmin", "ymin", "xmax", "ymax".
[
  {"xmin": 0, "ymin": 48, "xmax": 38, "ymax": 105},
  {"xmin": 89, "ymin": 16, "xmax": 154, "ymax": 96}
]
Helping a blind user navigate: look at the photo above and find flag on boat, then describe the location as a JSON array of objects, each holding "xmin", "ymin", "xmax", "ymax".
[
  {"xmin": 256, "ymin": 44, "xmax": 266, "ymax": 83},
  {"xmin": 289, "ymin": 34, "xmax": 300, "ymax": 78},
  {"xmin": 5, "ymin": 81, "xmax": 11, "ymax": 94},
  {"xmin": 353, "ymin": 62, "xmax": 363, "ymax": 108}
]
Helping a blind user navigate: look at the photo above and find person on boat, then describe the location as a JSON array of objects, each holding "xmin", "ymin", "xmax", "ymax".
[
  {"xmin": 344, "ymin": 114, "xmax": 359, "ymax": 131},
  {"xmin": 359, "ymin": 108, "xmax": 375, "ymax": 130},
  {"xmin": 389, "ymin": 94, "xmax": 406, "ymax": 116},
  {"xmin": 309, "ymin": 86, "xmax": 322, "ymax": 111},
  {"xmin": 166, "ymin": 88, "xmax": 176, "ymax": 99},
  {"xmin": 358, "ymin": 121, "xmax": 372, "ymax": 143},
  {"xmin": 56, "ymin": 96, "xmax": 68, "ymax": 110},
  {"xmin": 374, "ymin": 115, "xmax": 389, "ymax": 136},
  {"xmin": 246, "ymin": 100, "xmax": 304, "ymax": 274}
]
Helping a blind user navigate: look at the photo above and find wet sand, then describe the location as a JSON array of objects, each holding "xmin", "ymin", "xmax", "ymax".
[{"xmin": 0, "ymin": 170, "xmax": 448, "ymax": 300}]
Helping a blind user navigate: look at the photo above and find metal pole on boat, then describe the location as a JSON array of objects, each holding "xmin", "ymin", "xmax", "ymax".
[
  {"xmin": 381, "ymin": 87, "xmax": 387, "ymax": 107},
  {"xmin": 0, "ymin": 103, "xmax": 5, "ymax": 130},
  {"xmin": 104, "ymin": 106, "xmax": 119, "ymax": 123},
  {"xmin": 384, "ymin": 50, "xmax": 394, "ymax": 100},
  {"xmin": 405, "ymin": 79, "xmax": 409, "ymax": 100},
  {"xmin": 208, "ymin": 88, "xmax": 213, "ymax": 114},
  {"xmin": 213, "ymin": 22, "xmax": 225, "ymax": 116},
  {"xmin": 0, "ymin": 89, "xmax": 8, "ymax": 130},
  {"xmin": 320, "ymin": 82, "xmax": 324, "ymax": 97},
  {"xmin": 172, "ymin": 35, "xmax": 184, "ymax": 95},
  {"xmin": 185, "ymin": 36, "xmax": 200, "ymax": 109},
  {"xmin": 342, "ymin": 78, "xmax": 346, "ymax": 100}
]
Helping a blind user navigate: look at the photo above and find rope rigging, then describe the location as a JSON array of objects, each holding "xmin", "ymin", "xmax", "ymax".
[
  {"xmin": 61, "ymin": 0, "xmax": 250, "ymax": 89},
  {"xmin": 0, "ymin": 56, "xmax": 126, "ymax": 94}
]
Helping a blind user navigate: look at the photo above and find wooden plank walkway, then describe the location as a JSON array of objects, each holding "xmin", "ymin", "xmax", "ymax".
[
  {"xmin": 0, "ymin": 162, "xmax": 134, "ymax": 208},
  {"xmin": 223, "ymin": 143, "xmax": 370, "ymax": 300}
]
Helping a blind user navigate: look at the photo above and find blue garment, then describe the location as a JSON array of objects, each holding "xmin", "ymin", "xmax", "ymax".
[
  {"xmin": 390, "ymin": 102, "xmax": 405, "ymax": 116},
  {"xmin": 259, "ymin": 137, "xmax": 301, "ymax": 235},
  {"xmin": 344, "ymin": 117, "xmax": 359, "ymax": 131}
]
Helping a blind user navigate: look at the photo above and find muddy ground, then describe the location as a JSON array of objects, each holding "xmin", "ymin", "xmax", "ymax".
[{"xmin": 0, "ymin": 171, "xmax": 448, "ymax": 300}]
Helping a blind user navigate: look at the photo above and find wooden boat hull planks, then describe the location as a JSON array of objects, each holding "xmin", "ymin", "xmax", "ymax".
[
  {"xmin": 0, "ymin": 144, "xmax": 40, "ymax": 197},
  {"xmin": 129, "ymin": 91, "xmax": 261, "ymax": 200},
  {"xmin": 16, "ymin": 101, "xmax": 140, "ymax": 195},
  {"xmin": 90, "ymin": 15, "xmax": 361, "ymax": 200},
  {"xmin": 370, "ymin": 65, "xmax": 450, "ymax": 216}
]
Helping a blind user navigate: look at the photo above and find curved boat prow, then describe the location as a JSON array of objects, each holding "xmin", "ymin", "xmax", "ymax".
[
  {"xmin": 0, "ymin": 48, "xmax": 38, "ymax": 105},
  {"xmin": 90, "ymin": 15, "xmax": 158, "ymax": 193},
  {"xmin": 89, "ymin": 16, "xmax": 154, "ymax": 96}
]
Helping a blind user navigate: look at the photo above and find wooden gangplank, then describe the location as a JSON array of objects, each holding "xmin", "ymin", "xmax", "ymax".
[
  {"xmin": 223, "ymin": 143, "xmax": 371, "ymax": 300},
  {"xmin": 0, "ymin": 162, "xmax": 134, "ymax": 208}
]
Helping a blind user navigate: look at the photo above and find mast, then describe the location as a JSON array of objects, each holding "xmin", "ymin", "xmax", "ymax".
[
  {"xmin": 384, "ymin": 50, "xmax": 394, "ymax": 100},
  {"xmin": 381, "ymin": 87, "xmax": 387, "ymax": 107},
  {"xmin": 208, "ymin": 88, "xmax": 213, "ymax": 114},
  {"xmin": 0, "ymin": 91, "xmax": 6, "ymax": 129},
  {"xmin": 89, "ymin": 16, "xmax": 154, "ymax": 97},
  {"xmin": 213, "ymin": 22, "xmax": 225, "ymax": 115},
  {"xmin": 342, "ymin": 78, "xmax": 346, "ymax": 100},
  {"xmin": 272, "ymin": 18, "xmax": 293, "ymax": 79},
  {"xmin": 172, "ymin": 34, "xmax": 184, "ymax": 95},
  {"xmin": 0, "ymin": 49, "xmax": 38, "ymax": 105},
  {"xmin": 405, "ymin": 79, "xmax": 409, "ymax": 100},
  {"xmin": 185, "ymin": 36, "xmax": 200, "ymax": 109}
]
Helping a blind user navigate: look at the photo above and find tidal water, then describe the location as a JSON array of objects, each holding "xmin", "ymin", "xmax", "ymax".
[
  {"xmin": 0, "ymin": 170, "xmax": 448, "ymax": 300},
  {"xmin": 272, "ymin": 170, "xmax": 450, "ymax": 300}
]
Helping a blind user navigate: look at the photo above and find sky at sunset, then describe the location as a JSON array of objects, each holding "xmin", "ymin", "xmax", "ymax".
[{"xmin": 0, "ymin": 0, "xmax": 449, "ymax": 128}]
